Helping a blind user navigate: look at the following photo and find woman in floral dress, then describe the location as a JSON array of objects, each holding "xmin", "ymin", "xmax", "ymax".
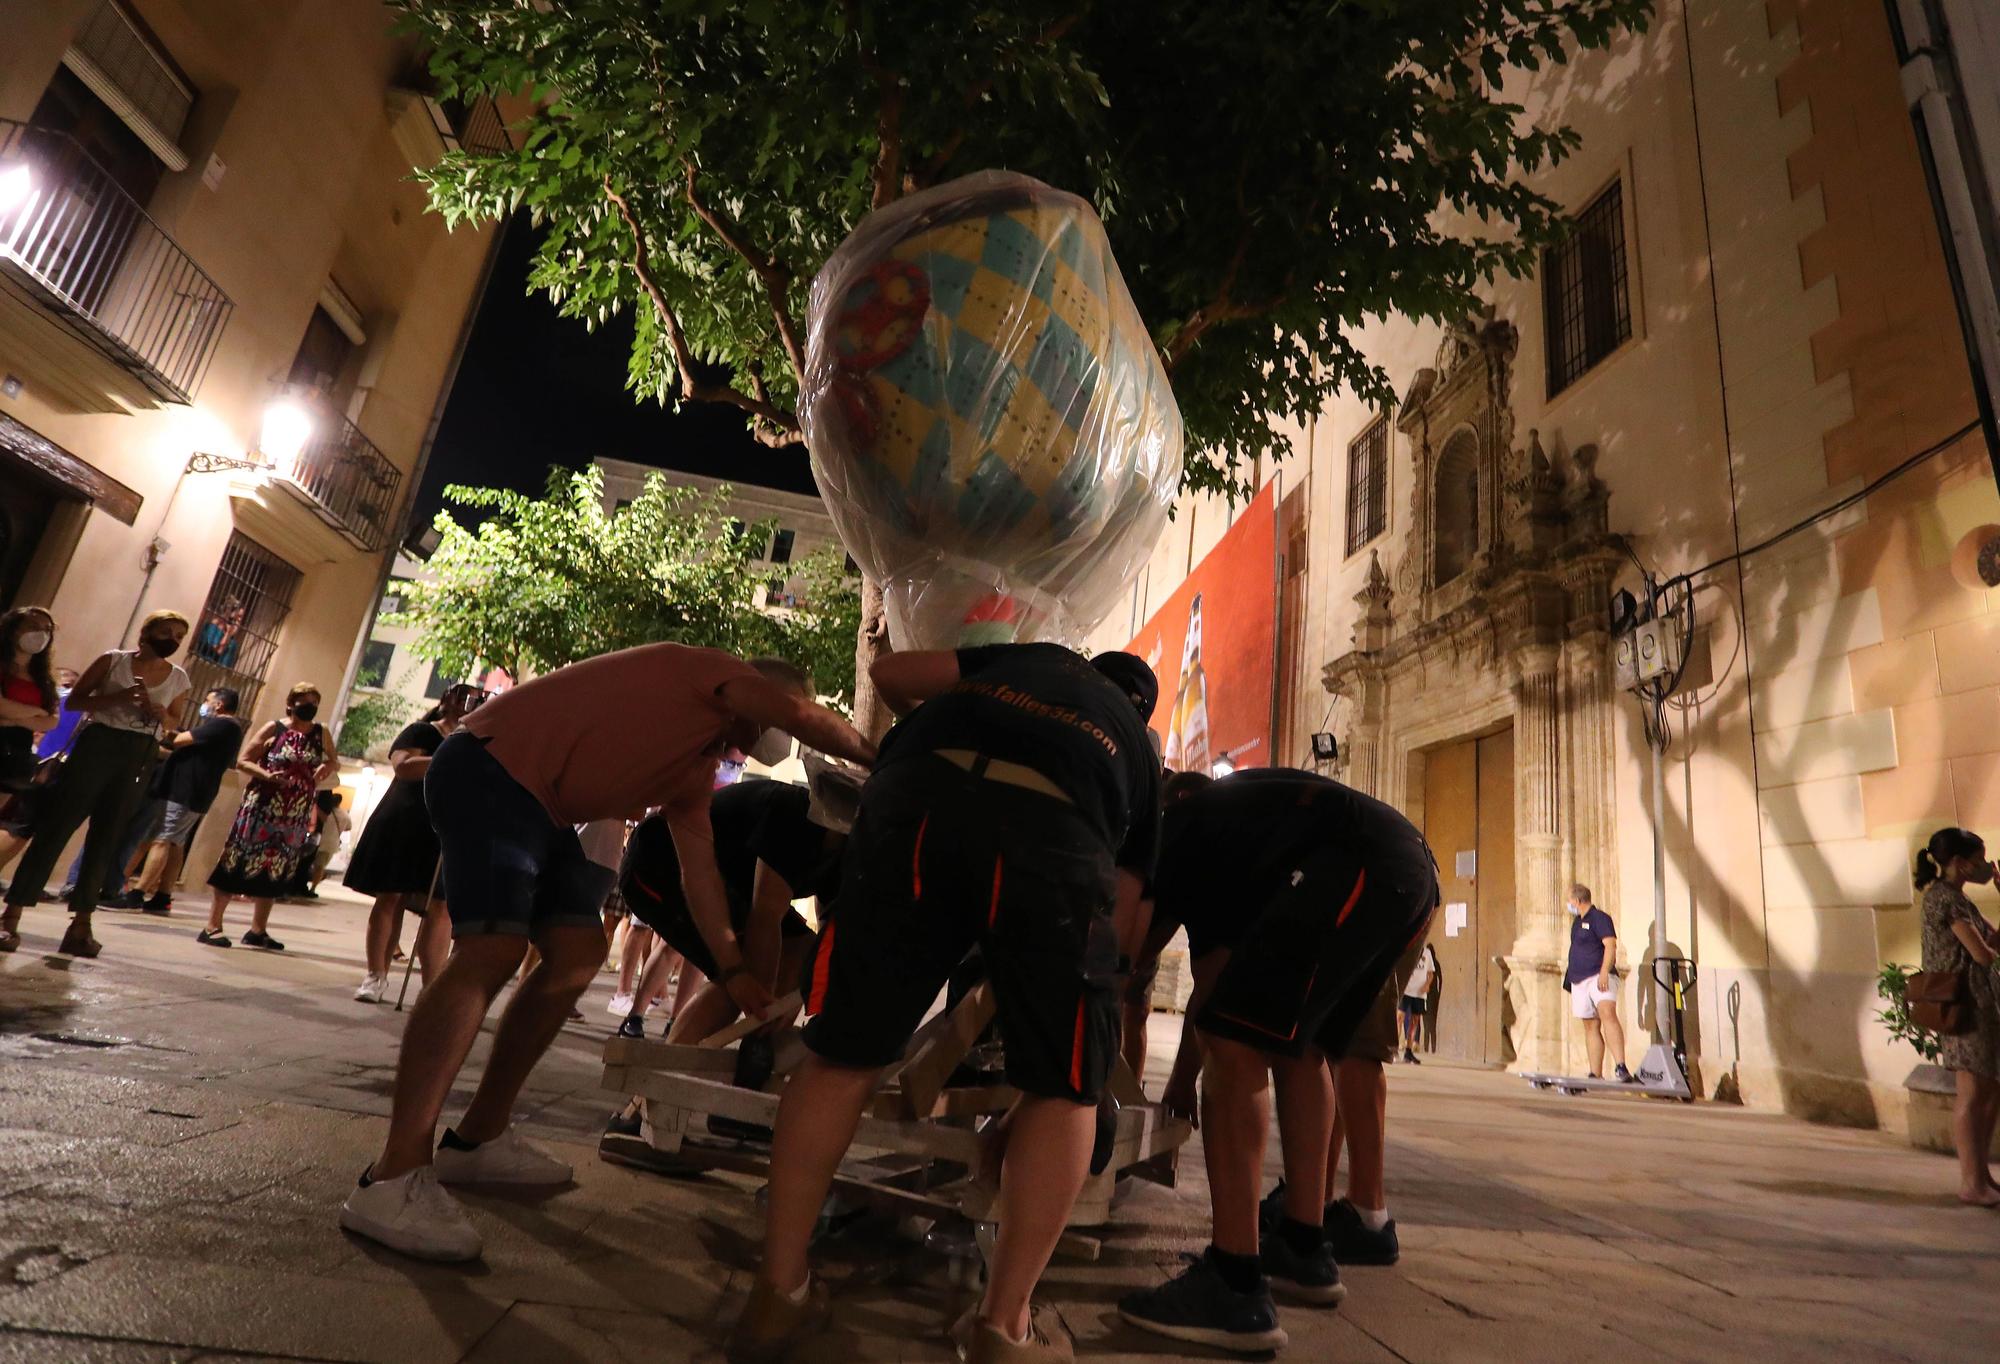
[
  {"xmin": 1916, "ymin": 825, "xmax": 2000, "ymax": 1206},
  {"xmin": 200, "ymin": 682, "xmax": 335, "ymax": 950}
]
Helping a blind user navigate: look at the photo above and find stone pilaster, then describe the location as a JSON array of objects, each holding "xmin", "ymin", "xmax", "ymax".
[{"xmin": 1507, "ymin": 643, "xmax": 1566, "ymax": 1072}]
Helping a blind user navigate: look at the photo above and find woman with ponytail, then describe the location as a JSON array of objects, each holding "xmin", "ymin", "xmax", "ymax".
[{"xmin": 1916, "ymin": 826, "xmax": 2000, "ymax": 1205}]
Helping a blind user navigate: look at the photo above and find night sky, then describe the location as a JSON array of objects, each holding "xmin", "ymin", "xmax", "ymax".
[{"xmin": 414, "ymin": 211, "xmax": 815, "ymax": 526}]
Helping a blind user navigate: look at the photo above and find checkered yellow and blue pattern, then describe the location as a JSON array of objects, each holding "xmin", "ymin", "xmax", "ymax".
[{"xmin": 836, "ymin": 201, "xmax": 1166, "ymax": 553}]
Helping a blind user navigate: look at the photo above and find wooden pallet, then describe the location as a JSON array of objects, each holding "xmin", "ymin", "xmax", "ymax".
[{"xmin": 600, "ymin": 983, "xmax": 1192, "ymax": 1232}]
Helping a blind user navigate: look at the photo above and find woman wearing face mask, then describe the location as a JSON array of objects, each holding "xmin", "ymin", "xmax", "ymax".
[
  {"xmin": 1915, "ymin": 826, "xmax": 2000, "ymax": 1206},
  {"xmin": 201, "ymin": 682, "xmax": 336, "ymax": 950},
  {"xmin": 0, "ymin": 607, "xmax": 64, "ymax": 951},
  {"xmin": 1, "ymin": 610, "xmax": 190, "ymax": 957},
  {"xmin": 345, "ymin": 684, "xmax": 481, "ymax": 1001}
]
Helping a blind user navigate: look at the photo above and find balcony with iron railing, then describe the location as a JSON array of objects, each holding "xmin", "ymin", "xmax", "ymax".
[
  {"xmin": 0, "ymin": 118, "xmax": 232, "ymax": 406},
  {"xmin": 280, "ymin": 398, "xmax": 404, "ymax": 553}
]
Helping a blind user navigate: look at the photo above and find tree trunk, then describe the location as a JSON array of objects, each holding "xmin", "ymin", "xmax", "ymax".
[{"xmin": 850, "ymin": 574, "xmax": 896, "ymax": 742}]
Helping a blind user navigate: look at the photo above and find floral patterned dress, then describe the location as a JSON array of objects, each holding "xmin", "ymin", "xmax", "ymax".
[
  {"xmin": 209, "ymin": 724, "xmax": 328, "ymax": 899},
  {"xmin": 1920, "ymin": 880, "xmax": 2000, "ymax": 1079}
]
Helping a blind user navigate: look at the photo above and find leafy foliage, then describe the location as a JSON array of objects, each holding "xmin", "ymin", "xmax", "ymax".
[
  {"xmin": 338, "ymin": 687, "xmax": 412, "ymax": 760},
  {"xmin": 398, "ymin": 0, "xmax": 1652, "ymax": 495},
  {"xmin": 1875, "ymin": 963, "xmax": 1944, "ymax": 1064},
  {"xmin": 386, "ymin": 466, "xmax": 860, "ymax": 704}
]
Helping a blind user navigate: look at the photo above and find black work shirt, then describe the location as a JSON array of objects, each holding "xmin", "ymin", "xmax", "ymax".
[
  {"xmin": 150, "ymin": 716, "xmax": 245, "ymax": 813},
  {"xmin": 388, "ymin": 721, "xmax": 444, "ymax": 761},
  {"xmin": 1565, "ymin": 907, "xmax": 1618, "ymax": 985},
  {"xmin": 623, "ymin": 778, "xmax": 838, "ymax": 907},
  {"xmin": 1151, "ymin": 768, "xmax": 1419, "ymax": 956},
  {"xmin": 876, "ymin": 643, "xmax": 1160, "ymax": 877}
]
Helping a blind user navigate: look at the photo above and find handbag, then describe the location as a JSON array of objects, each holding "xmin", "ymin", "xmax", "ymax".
[
  {"xmin": 1907, "ymin": 968, "xmax": 1974, "ymax": 1036},
  {"xmin": 0, "ymin": 727, "xmax": 36, "ymax": 792}
]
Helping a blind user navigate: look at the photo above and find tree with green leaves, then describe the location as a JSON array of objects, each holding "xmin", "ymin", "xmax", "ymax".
[
  {"xmin": 399, "ymin": 0, "xmax": 1652, "ymax": 725},
  {"xmin": 389, "ymin": 466, "xmax": 863, "ymax": 705}
]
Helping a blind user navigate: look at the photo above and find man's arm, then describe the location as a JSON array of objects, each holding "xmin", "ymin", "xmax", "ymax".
[
  {"xmin": 717, "ymin": 674, "xmax": 875, "ymax": 768},
  {"xmin": 868, "ymin": 650, "xmax": 962, "ymax": 717},
  {"xmin": 1162, "ymin": 947, "xmax": 1228, "ymax": 1125},
  {"xmin": 1597, "ymin": 918, "xmax": 1617, "ymax": 991},
  {"xmin": 667, "ymin": 815, "xmax": 776, "ymax": 1017}
]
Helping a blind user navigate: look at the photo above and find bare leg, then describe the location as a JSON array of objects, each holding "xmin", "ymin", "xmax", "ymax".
[
  {"xmin": 416, "ymin": 904, "xmax": 452, "ymax": 985},
  {"xmin": 1120, "ymin": 994, "xmax": 1151, "ymax": 1086},
  {"xmin": 615, "ymin": 923, "xmax": 654, "ymax": 997},
  {"xmin": 364, "ymin": 894, "xmax": 404, "ymax": 977},
  {"xmin": 664, "ymin": 980, "xmax": 739, "ymax": 1043},
  {"xmin": 0, "ymin": 829, "xmax": 26, "ymax": 872},
  {"xmin": 980, "ymin": 1095, "xmax": 1095, "ymax": 1339},
  {"xmin": 1954, "ymin": 1070, "xmax": 2000, "ymax": 1204},
  {"xmin": 133, "ymin": 843, "xmax": 173, "ymax": 896},
  {"xmin": 1201, "ymin": 1033, "xmax": 1272, "ymax": 1257},
  {"xmin": 455, "ymin": 923, "xmax": 609, "ymax": 1142},
  {"xmin": 630, "ymin": 938, "xmax": 679, "ymax": 1018},
  {"xmin": 1583, "ymin": 1016, "xmax": 1605, "ymax": 1077},
  {"xmin": 1335, "ymin": 1058, "xmax": 1388, "ymax": 1211},
  {"xmin": 759, "ymin": 1056, "xmax": 881, "ymax": 1294},
  {"xmin": 1597, "ymin": 1000, "xmax": 1628, "ymax": 1072},
  {"xmin": 204, "ymin": 889, "xmax": 231, "ymax": 934},
  {"xmin": 1324, "ymin": 1056, "xmax": 1346, "ymax": 1195},
  {"xmin": 668, "ymin": 952, "xmax": 702, "ymax": 1015},
  {"xmin": 1274, "ymin": 1049, "xmax": 1333, "ymax": 1226},
  {"xmin": 1979, "ymin": 1079, "xmax": 2000, "ymax": 1190},
  {"xmin": 248, "ymin": 897, "xmax": 275, "ymax": 934}
]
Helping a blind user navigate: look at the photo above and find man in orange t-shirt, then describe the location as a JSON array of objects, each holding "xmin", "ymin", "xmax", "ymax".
[{"xmin": 340, "ymin": 645, "xmax": 873, "ymax": 1263}]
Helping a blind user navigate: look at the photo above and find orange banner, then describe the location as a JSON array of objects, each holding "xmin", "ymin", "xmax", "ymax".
[{"xmin": 1127, "ymin": 482, "xmax": 1278, "ymax": 775}]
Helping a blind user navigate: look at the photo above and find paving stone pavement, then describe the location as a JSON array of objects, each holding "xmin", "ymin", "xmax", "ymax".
[{"xmin": 3, "ymin": 886, "xmax": 1998, "ymax": 1362}]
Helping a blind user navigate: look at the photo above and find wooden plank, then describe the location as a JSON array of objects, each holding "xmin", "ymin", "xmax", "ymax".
[
  {"xmin": 890, "ymin": 985, "xmax": 996, "ymax": 1119},
  {"xmin": 867, "ymin": 1083, "xmax": 1016, "ymax": 1121},
  {"xmin": 1106, "ymin": 1059, "xmax": 1147, "ymax": 1108},
  {"xmin": 625, "ymin": 1069, "xmax": 985, "ymax": 1164},
  {"xmin": 699, "ymin": 993, "xmax": 802, "ymax": 1049}
]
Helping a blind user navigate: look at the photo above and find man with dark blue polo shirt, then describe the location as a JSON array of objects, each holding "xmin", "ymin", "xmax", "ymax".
[{"xmin": 1566, "ymin": 883, "xmax": 1634, "ymax": 1083}]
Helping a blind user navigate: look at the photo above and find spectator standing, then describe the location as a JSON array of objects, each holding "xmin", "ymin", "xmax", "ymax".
[
  {"xmin": 1565, "ymin": 883, "xmax": 1634, "ymax": 1083},
  {"xmin": 1, "ymin": 611, "xmax": 190, "ymax": 958},
  {"xmin": 346, "ymin": 686, "xmax": 481, "ymax": 1002},
  {"xmin": 200, "ymin": 683, "xmax": 335, "ymax": 950},
  {"xmin": 121, "ymin": 687, "xmax": 246, "ymax": 914},
  {"xmin": 1400, "ymin": 943, "xmax": 1439, "ymax": 1064},
  {"xmin": 1915, "ymin": 826, "xmax": 2000, "ymax": 1206},
  {"xmin": 36, "ymin": 666, "xmax": 83, "ymax": 759},
  {"xmin": 0, "ymin": 607, "xmax": 63, "ymax": 951}
]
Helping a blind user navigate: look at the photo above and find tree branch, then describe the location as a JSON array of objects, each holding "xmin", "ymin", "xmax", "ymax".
[
  {"xmin": 682, "ymin": 162, "xmax": 809, "ymax": 384},
  {"xmin": 602, "ymin": 175, "xmax": 802, "ymax": 444},
  {"xmin": 919, "ymin": 12, "xmax": 1081, "ymax": 185}
]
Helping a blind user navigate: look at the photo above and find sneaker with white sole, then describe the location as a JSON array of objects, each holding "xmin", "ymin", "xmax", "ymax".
[
  {"xmin": 433, "ymin": 1126, "xmax": 573, "ymax": 1185},
  {"xmin": 606, "ymin": 992, "xmax": 634, "ymax": 1016},
  {"xmin": 354, "ymin": 974, "xmax": 385, "ymax": 1003},
  {"xmin": 338, "ymin": 1165, "xmax": 481, "ymax": 1261}
]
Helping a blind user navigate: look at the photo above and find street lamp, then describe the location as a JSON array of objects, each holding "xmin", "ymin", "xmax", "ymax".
[
  {"xmin": 187, "ymin": 395, "xmax": 315, "ymax": 476},
  {"xmin": 0, "ymin": 160, "xmax": 31, "ymax": 215}
]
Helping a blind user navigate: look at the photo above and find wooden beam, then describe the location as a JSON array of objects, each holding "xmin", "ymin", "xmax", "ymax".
[
  {"xmin": 699, "ymin": 993, "xmax": 802, "ymax": 1049},
  {"xmin": 888, "ymin": 984, "xmax": 996, "ymax": 1119}
]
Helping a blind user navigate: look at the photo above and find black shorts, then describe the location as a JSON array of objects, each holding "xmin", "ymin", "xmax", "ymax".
[
  {"xmin": 1196, "ymin": 826, "xmax": 1438, "ymax": 1060},
  {"xmin": 801, "ymin": 755, "xmax": 1119, "ymax": 1104},
  {"xmin": 424, "ymin": 733, "xmax": 610, "ymax": 939},
  {"xmin": 621, "ymin": 854, "xmax": 810, "ymax": 983},
  {"xmin": 1398, "ymin": 995, "xmax": 1428, "ymax": 1017}
]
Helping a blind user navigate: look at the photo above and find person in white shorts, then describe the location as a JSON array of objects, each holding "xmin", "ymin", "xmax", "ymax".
[{"xmin": 1564, "ymin": 883, "xmax": 1634, "ymax": 1083}]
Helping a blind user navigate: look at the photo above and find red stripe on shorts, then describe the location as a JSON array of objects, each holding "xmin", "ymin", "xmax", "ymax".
[
  {"xmin": 1334, "ymin": 867, "xmax": 1367, "ymax": 926},
  {"xmin": 1069, "ymin": 994, "xmax": 1087, "ymax": 1093},
  {"xmin": 987, "ymin": 856, "xmax": 1004, "ymax": 929},
  {"xmin": 807, "ymin": 922, "xmax": 836, "ymax": 1015},
  {"xmin": 912, "ymin": 815, "xmax": 929, "ymax": 900}
]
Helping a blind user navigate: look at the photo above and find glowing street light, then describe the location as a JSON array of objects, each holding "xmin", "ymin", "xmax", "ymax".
[
  {"xmin": 0, "ymin": 161, "xmax": 32, "ymax": 215},
  {"xmin": 257, "ymin": 396, "xmax": 314, "ymax": 470}
]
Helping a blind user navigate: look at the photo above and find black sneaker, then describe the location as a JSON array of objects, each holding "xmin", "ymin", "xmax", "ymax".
[
  {"xmin": 240, "ymin": 929, "xmax": 285, "ymax": 951},
  {"xmin": 1261, "ymin": 1231, "xmax": 1347, "ymax": 1305},
  {"xmin": 1402, "ymin": 1047, "xmax": 1421, "ymax": 1065},
  {"xmin": 1119, "ymin": 1248, "xmax": 1287, "ymax": 1354},
  {"xmin": 141, "ymin": 893, "xmax": 172, "ymax": 915},
  {"xmin": 100, "ymin": 891, "xmax": 142, "ymax": 910},
  {"xmin": 1615, "ymin": 1063, "xmax": 1638, "ymax": 1084},
  {"xmin": 616, "ymin": 1015, "xmax": 645, "ymax": 1040},
  {"xmin": 1257, "ymin": 1180, "xmax": 1288, "ymax": 1240},
  {"xmin": 1325, "ymin": 1198, "xmax": 1400, "ymax": 1266},
  {"xmin": 195, "ymin": 928, "xmax": 232, "ymax": 948}
]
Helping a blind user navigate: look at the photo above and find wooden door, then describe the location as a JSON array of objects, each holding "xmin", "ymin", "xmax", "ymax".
[
  {"xmin": 1421, "ymin": 739, "xmax": 1482, "ymax": 1060},
  {"xmin": 0, "ymin": 472, "xmax": 59, "ymax": 611},
  {"xmin": 1476, "ymin": 728, "xmax": 1518, "ymax": 1066}
]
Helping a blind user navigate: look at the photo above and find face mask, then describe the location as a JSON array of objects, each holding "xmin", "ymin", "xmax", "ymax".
[
  {"xmin": 1565, "ymin": 903, "xmax": 1581, "ymax": 917},
  {"xmin": 142, "ymin": 633, "xmax": 179, "ymax": 658},
  {"xmin": 17, "ymin": 630, "xmax": 49, "ymax": 655},
  {"xmin": 291, "ymin": 702, "xmax": 319, "ymax": 722},
  {"xmin": 748, "ymin": 727, "xmax": 792, "ymax": 767},
  {"xmin": 198, "ymin": 703, "xmax": 211, "ymax": 718}
]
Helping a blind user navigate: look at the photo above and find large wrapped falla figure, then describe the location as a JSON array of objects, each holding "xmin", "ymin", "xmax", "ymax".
[{"xmin": 802, "ymin": 171, "xmax": 1183, "ymax": 648}]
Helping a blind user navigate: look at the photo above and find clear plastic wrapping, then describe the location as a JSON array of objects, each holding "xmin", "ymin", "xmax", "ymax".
[{"xmin": 803, "ymin": 170, "xmax": 1184, "ymax": 649}]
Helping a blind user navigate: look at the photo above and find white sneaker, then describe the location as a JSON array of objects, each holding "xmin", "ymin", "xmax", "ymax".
[
  {"xmin": 433, "ymin": 1127, "xmax": 573, "ymax": 1186},
  {"xmin": 338, "ymin": 1165, "xmax": 481, "ymax": 1261},
  {"xmin": 354, "ymin": 974, "xmax": 385, "ymax": 1003},
  {"xmin": 606, "ymin": 992, "xmax": 634, "ymax": 1016}
]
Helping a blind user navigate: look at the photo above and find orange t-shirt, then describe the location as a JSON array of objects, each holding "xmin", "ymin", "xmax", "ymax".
[{"xmin": 461, "ymin": 643, "xmax": 758, "ymax": 826}]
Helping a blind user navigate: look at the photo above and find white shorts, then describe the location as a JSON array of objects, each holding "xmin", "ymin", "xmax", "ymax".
[{"xmin": 1570, "ymin": 974, "xmax": 1621, "ymax": 1020}]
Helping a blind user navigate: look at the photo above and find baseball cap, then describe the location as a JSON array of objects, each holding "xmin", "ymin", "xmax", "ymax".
[{"xmin": 1090, "ymin": 651, "xmax": 1158, "ymax": 722}]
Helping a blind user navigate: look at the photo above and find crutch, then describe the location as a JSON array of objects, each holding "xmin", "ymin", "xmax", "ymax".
[{"xmin": 394, "ymin": 859, "xmax": 445, "ymax": 1012}]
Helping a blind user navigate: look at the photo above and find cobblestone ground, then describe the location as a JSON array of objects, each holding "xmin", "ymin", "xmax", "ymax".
[{"xmin": 3, "ymin": 885, "xmax": 1998, "ymax": 1362}]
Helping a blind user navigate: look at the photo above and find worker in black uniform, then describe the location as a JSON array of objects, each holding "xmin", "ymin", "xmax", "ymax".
[
  {"xmin": 729, "ymin": 644, "xmax": 1161, "ymax": 1364},
  {"xmin": 1118, "ymin": 767, "xmax": 1438, "ymax": 1356}
]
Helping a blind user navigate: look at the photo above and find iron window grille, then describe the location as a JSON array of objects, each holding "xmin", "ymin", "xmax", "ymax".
[
  {"xmin": 1543, "ymin": 181, "xmax": 1633, "ymax": 397},
  {"xmin": 1345, "ymin": 415, "xmax": 1389, "ymax": 556},
  {"xmin": 183, "ymin": 533, "xmax": 300, "ymax": 724}
]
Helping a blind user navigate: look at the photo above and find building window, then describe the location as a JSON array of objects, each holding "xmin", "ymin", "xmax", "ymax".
[
  {"xmin": 357, "ymin": 641, "xmax": 395, "ymax": 689},
  {"xmin": 381, "ymin": 577, "xmax": 411, "ymax": 615},
  {"xmin": 1345, "ymin": 416, "xmax": 1389, "ymax": 556},
  {"xmin": 424, "ymin": 660, "xmax": 462, "ymax": 701},
  {"xmin": 1543, "ymin": 181, "xmax": 1632, "ymax": 397},
  {"xmin": 184, "ymin": 533, "xmax": 301, "ymax": 723},
  {"xmin": 1432, "ymin": 431, "xmax": 1479, "ymax": 586},
  {"xmin": 289, "ymin": 304, "xmax": 361, "ymax": 406},
  {"xmin": 769, "ymin": 528, "xmax": 796, "ymax": 565}
]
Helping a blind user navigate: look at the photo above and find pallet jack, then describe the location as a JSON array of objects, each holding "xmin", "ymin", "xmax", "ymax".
[{"xmin": 1523, "ymin": 955, "xmax": 1697, "ymax": 1101}]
